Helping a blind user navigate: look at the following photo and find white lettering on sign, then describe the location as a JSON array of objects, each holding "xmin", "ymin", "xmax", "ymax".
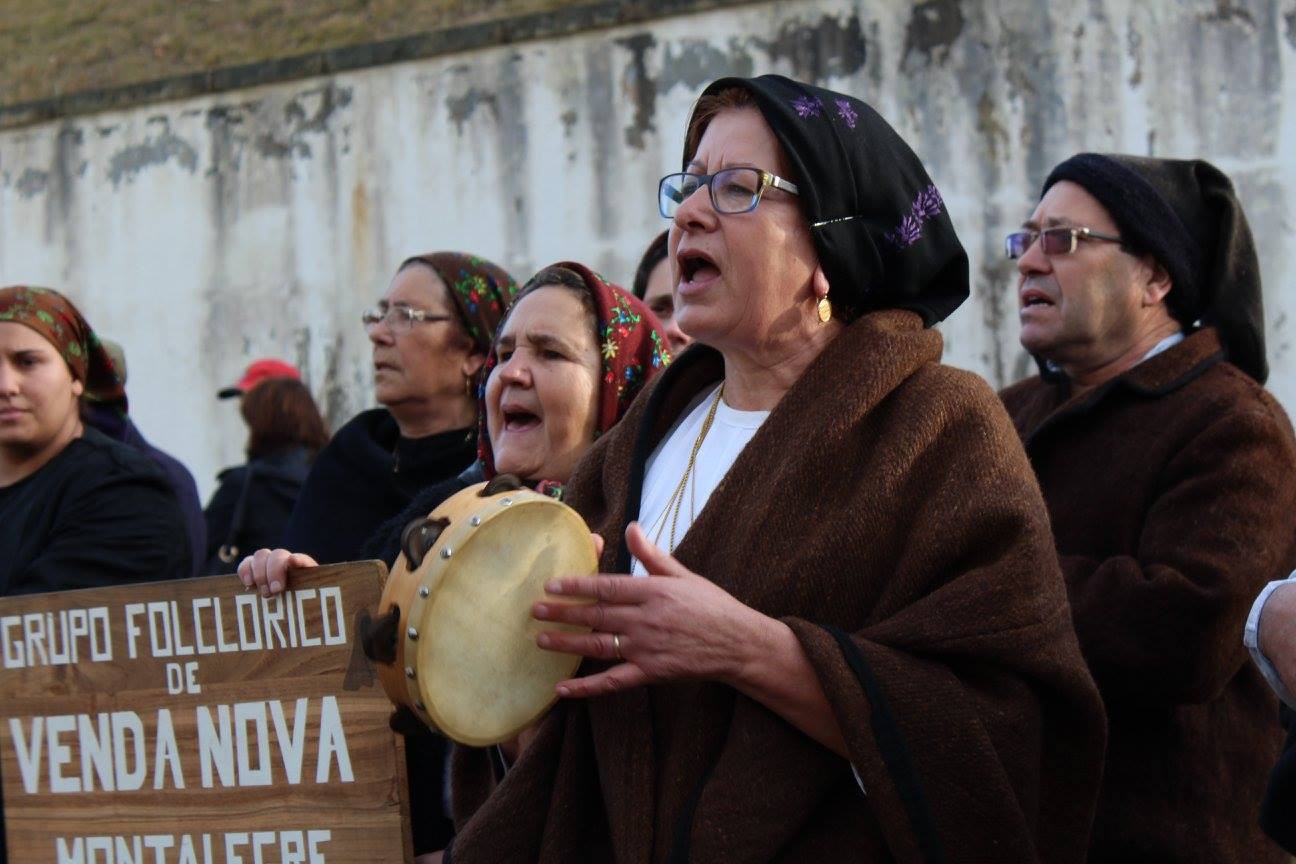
[
  {"xmin": 54, "ymin": 829, "xmax": 329, "ymax": 863},
  {"xmin": 1, "ymin": 608, "xmax": 113, "ymax": 668},
  {"xmin": 9, "ymin": 700, "xmax": 352, "ymax": 794},
  {"xmin": 2, "ymin": 591, "xmax": 346, "ymax": 668}
]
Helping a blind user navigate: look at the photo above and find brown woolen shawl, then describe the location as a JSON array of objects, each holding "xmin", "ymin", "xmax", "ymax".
[{"xmin": 448, "ymin": 312, "xmax": 1106, "ymax": 863}]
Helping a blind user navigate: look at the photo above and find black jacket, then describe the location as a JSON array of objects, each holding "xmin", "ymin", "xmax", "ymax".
[
  {"xmin": 202, "ymin": 446, "xmax": 313, "ymax": 575},
  {"xmin": 1262, "ymin": 707, "xmax": 1296, "ymax": 853},
  {"xmin": 84, "ymin": 402, "xmax": 207, "ymax": 578},
  {"xmin": 280, "ymin": 409, "xmax": 476, "ymax": 564},
  {"xmin": 0, "ymin": 427, "xmax": 191, "ymax": 596}
]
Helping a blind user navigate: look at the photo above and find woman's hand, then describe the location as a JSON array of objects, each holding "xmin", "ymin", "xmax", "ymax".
[
  {"xmin": 532, "ymin": 522, "xmax": 771, "ymax": 697},
  {"xmin": 237, "ymin": 548, "xmax": 318, "ymax": 596}
]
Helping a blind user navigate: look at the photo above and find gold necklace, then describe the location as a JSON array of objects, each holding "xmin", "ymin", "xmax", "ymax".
[{"xmin": 647, "ymin": 383, "xmax": 725, "ymax": 554}]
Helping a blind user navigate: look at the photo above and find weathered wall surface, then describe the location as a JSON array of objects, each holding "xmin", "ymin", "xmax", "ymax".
[{"xmin": 2, "ymin": 0, "xmax": 1294, "ymax": 499}]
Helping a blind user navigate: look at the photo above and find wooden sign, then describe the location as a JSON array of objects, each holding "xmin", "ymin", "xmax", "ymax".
[{"xmin": 0, "ymin": 563, "xmax": 412, "ymax": 864}]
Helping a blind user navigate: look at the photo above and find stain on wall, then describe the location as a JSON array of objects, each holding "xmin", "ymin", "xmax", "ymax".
[{"xmin": 1, "ymin": 0, "xmax": 1293, "ymax": 499}]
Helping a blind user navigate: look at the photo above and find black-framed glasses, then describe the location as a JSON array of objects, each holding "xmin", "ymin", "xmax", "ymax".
[
  {"xmin": 362, "ymin": 304, "xmax": 457, "ymax": 334},
  {"xmin": 1005, "ymin": 226, "xmax": 1124, "ymax": 259},
  {"xmin": 658, "ymin": 167, "xmax": 799, "ymax": 218}
]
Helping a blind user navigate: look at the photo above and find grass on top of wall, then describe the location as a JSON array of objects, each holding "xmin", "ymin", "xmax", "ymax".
[{"xmin": 0, "ymin": 0, "xmax": 581, "ymax": 107}]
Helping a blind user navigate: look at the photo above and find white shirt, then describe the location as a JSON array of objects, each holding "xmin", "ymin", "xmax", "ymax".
[
  {"xmin": 632, "ymin": 384, "xmax": 769, "ymax": 576},
  {"xmin": 1245, "ymin": 572, "xmax": 1296, "ymax": 710},
  {"xmin": 1140, "ymin": 331, "xmax": 1185, "ymax": 362}
]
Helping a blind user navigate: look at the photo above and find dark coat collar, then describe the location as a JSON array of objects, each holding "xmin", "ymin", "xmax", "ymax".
[{"xmin": 1023, "ymin": 328, "xmax": 1225, "ymax": 447}]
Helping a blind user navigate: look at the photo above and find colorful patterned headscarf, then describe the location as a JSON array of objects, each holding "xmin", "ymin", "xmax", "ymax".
[
  {"xmin": 476, "ymin": 262, "xmax": 671, "ymax": 481},
  {"xmin": 398, "ymin": 252, "xmax": 518, "ymax": 355},
  {"xmin": 0, "ymin": 286, "xmax": 127, "ymax": 414}
]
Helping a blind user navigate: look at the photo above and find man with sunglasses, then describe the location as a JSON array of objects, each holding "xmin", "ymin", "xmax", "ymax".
[{"xmin": 999, "ymin": 153, "xmax": 1296, "ymax": 863}]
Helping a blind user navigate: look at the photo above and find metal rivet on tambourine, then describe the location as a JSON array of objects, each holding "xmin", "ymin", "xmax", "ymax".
[
  {"xmin": 500, "ymin": 497, "xmax": 513, "ymax": 506},
  {"xmin": 440, "ymin": 547, "xmax": 453, "ymax": 559},
  {"xmin": 407, "ymin": 627, "xmax": 419, "ymax": 640},
  {"xmin": 405, "ymin": 666, "xmax": 415, "ymax": 679},
  {"xmin": 470, "ymin": 515, "xmax": 481, "ymax": 526},
  {"xmin": 418, "ymin": 586, "xmax": 430, "ymax": 598}
]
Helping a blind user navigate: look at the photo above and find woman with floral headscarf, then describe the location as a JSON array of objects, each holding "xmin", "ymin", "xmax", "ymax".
[
  {"xmin": 279, "ymin": 252, "xmax": 518, "ymax": 565},
  {"xmin": 0, "ymin": 286, "xmax": 190, "ymax": 595},
  {"xmin": 239, "ymin": 263, "xmax": 670, "ymax": 859},
  {"xmin": 442, "ymin": 76, "xmax": 1107, "ymax": 863}
]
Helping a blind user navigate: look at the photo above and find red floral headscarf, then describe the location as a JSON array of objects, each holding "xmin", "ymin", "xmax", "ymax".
[
  {"xmin": 476, "ymin": 262, "xmax": 671, "ymax": 485},
  {"xmin": 0, "ymin": 286, "xmax": 127, "ymax": 414}
]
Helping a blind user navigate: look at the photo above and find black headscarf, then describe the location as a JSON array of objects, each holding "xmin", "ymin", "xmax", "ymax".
[
  {"xmin": 1043, "ymin": 154, "xmax": 1267, "ymax": 382},
  {"xmin": 686, "ymin": 75, "xmax": 969, "ymax": 325}
]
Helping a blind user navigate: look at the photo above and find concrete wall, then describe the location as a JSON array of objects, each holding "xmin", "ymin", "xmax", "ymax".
[{"xmin": 2, "ymin": 0, "xmax": 1294, "ymax": 500}]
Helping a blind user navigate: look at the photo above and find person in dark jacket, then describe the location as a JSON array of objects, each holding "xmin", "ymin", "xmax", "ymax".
[
  {"xmin": 83, "ymin": 339, "xmax": 207, "ymax": 578},
  {"xmin": 1, "ymin": 288, "xmax": 192, "ymax": 862},
  {"xmin": 278, "ymin": 253, "xmax": 517, "ymax": 566},
  {"xmin": 202, "ymin": 377, "xmax": 329, "ymax": 574},
  {"xmin": 0, "ymin": 285, "xmax": 191, "ymax": 595},
  {"xmin": 999, "ymin": 154, "xmax": 1296, "ymax": 863}
]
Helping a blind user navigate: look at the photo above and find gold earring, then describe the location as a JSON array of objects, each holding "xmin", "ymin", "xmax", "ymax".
[
  {"xmin": 465, "ymin": 374, "xmax": 475, "ymax": 398},
  {"xmin": 816, "ymin": 296, "xmax": 833, "ymax": 324}
]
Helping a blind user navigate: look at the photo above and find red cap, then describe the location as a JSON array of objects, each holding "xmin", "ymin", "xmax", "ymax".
[{"xmin": 218, "ymin": 358, "xmax": 301, "ymax": 399}]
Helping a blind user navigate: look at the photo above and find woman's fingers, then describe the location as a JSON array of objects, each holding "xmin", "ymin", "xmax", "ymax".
[
  {"xmin": 237, "ymin": 555, "xmax": 255, "ymax": 588},
  {"xmin": 533, "ymin": 599, "xmax": 634, "ymax": 632},
  {"xmin": 624, "ymin": 521, "xmax": 690, "ymax": 578},
  {"xmin": 544, "ymin": 574, "xmax": 652, "ymax": 603},
  {"xmin": 555, "ymin": 663, "xmax": 649, "ymax": 699},
  {"xmin": 241, "ymin": 548, "xmax": 317, "ymax": 597},
  {"xmin": 535, "ymin": 628, "xmax": 624, "ymax": 659},
  {"xmin": 590, "ymin": 532, "xmax": 605, "ymax": 559}
]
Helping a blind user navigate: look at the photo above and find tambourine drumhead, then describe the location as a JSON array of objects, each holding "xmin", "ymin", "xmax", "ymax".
[{"xmin": 377, "ymin": 481, "xmax": 595, "ymax": 746}]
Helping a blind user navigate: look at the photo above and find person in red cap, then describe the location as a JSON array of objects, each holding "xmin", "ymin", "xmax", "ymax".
[{"xmin": 217, "ymin": 358, "xmax": 301, "ymax": 399}]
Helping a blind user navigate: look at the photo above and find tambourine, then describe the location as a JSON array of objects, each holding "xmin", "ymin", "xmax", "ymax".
[{"xmin": 373, "ymin": 477, "xmax": 596, "ymax": 746}]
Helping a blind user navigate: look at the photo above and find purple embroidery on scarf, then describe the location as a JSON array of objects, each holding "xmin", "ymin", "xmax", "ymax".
[
  {"xmin": 883, "ymin": 184, "xmax": 945, "ymax": 249},
  {"xmin": 792, "ymin": 95, "xmax": 822, "ymax": 119},
  {"xmin": 913, "ymin": 184, "xmax": 944, "ymax": 219},
  {"xmin": 835, "ymin": 99, "xmax": 858, "ymax": 129}
]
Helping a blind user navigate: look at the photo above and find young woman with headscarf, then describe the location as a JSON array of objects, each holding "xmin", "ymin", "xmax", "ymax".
[
  {"xmin": 239, "ymin": 263, "xmax": 669, "ymax": 859},
  {"xmin": 279, "ymin": 252, "xmax": 518, "ymax": 564},
  {"xmin": 443, "ymin": 76, "xmax": 1108, "ymax": 863},
  {"xmin": 0, "ymin": 286, "xmax": 191, "ymax": 593}
]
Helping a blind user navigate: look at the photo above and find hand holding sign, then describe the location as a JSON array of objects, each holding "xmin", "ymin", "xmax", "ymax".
[{"xmin": 238, "ymin": 548, "xmax": 319, "ymax": 597}]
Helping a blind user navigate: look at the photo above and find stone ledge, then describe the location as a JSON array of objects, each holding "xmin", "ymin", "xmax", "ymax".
[{"xmin": 0, "ymin": 0, "xmax": 762, "ymax": 131}]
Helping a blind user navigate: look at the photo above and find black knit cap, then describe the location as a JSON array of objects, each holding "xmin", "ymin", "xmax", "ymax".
[
  {"xmin": 686, "ymin": 75, "xmax": 969, "ymax": 326},
  {"xmin": 1043, "ymin": 153, "xmax": 1267, "ymax": 382}
]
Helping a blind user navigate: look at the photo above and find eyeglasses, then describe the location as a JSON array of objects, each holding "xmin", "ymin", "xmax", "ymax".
[
  {"xmin": 361, "ymin": 304, "xmax": 456, "ymax": 334},
  {"xmin": 658, "ymin": 167, "xmax": 799, "ymax": 218},
  {"xmin": 1004, "ymin": 226, "xmax": 1124, "ymax": 259}
]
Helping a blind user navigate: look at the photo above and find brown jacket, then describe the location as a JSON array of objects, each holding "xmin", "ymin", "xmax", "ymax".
[
  {"xmin": 449, "ymin": 311, "xmax": 1106, "ymax": 863},
  {"xmin": 1001, "ymin": 328, "xmax": 1296, "ymax": 863}
]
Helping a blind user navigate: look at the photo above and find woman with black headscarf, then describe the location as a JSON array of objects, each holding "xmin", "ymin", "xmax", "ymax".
[
  {"xmin": 445, "ymin": 76, "xmax": 1107, "ymax": 863},
  {"xmin": 279, "ymin": 253, "xmax": 517, "ymax": 565}
]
